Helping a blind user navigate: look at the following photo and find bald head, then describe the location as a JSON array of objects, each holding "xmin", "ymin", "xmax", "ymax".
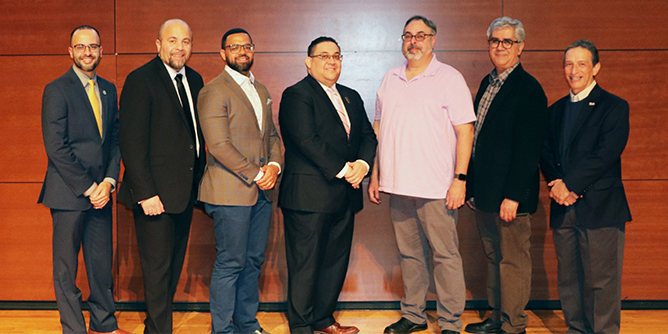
[{"xmin": 156, "ymin": 19, "xmax": 193, "ymax": 71}]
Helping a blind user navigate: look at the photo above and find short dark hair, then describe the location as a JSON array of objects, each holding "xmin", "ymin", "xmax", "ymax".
[
  {"xmin": 70, "ymin": 25, "xmax": 101, "ymax": 45},
  {"xmin": 221, "ymin": 28, "xmax": 252, "ymax": 49},
  {"xmin": 564, "ymin": 39, "xmax": 599, "ymax": 65},
  {"xmin": 307, "ymin": 36, "xmax": 339, "ymax": 56},
  {"xmin": 404, "ymin": 15, "xmax": 437, "ymax": 34}
]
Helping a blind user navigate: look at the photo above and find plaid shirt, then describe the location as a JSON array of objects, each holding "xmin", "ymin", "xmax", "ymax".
[{"xmin": 473, "ymin": 62, "xmax": 520, "ymax": 156}]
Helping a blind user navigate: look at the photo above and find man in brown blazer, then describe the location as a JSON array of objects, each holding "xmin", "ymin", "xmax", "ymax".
[{"xmin": 197, "ymin": 28, "xmax": 282, "ymax": 334}]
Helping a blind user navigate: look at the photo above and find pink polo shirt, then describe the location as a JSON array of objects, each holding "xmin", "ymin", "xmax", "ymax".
[{"xmin": 375, "ymin": 55, "xmax": 476, "ymax": 199}]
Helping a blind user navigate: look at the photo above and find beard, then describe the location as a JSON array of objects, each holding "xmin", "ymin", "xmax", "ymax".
[
  {"xmin": 168, "ymin": 54, "xmax": 188, "ymax": 71},
  {"xmin": 227, "ymin": 57, "xmax": 253, "ymax": 73},
  {"xmin": 73, "ymin": 55, "xmax": 100, "ymax": 73},
  {"xmin": 403, "ymin": 45, "xmax": 424, "ymax": 60}
]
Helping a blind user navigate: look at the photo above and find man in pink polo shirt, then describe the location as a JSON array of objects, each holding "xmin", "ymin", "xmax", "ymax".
[{"xmin": 369, "ymin": 15, "xmax": 475, "ymax": 334}]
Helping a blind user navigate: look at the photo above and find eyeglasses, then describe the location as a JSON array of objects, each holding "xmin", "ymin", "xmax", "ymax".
[
  {"xmin": 225, "ymin": 44, "xmax": 255, "ymax": 53},
  {"xmin": 72, "ymin": 44, "xmax": 101, "ymax": 52},
  {"xmin": 309, "ymin": 54, "xmax": 343, "ymax": 62},
  {"xmin": 488, "ymin": 38, "xmax": 521, "ymax": 49},
  {"xmin": 401, "ymin": 32, "xmax": 434, "ymax": 42}
]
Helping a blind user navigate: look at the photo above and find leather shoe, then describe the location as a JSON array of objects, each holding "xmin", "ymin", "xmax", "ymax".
[
  {"xmin": 315, "ymin": 322, "xmax": 359, "ymax": 334},
  {"xmin": 499, "ymin": 330, "xmax": 525, "ymax": 334},
  {"xmin": 88, "ymin": 329, "xmax": 132, "ymax": 334},
  {"xmin": 248, "ymin": 329, "xmax": 271, "ymax": 334},
  {"xmin": 442, "ymin": 330, "xmax": 459, "ymax": 334},
  {"xmin": 464, "ymin": 318, "xmax": 503, "ymax": 333},
  {"xmin": 384, "ymin": 317, "xmax": 428, "ymax": 333}
]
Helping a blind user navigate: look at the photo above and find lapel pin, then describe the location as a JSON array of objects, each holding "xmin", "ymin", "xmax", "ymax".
[
  {"xmin": 344, "ymin": 96, "xmax": 350, "ymax": 104},
  {"xmin": 589, "ymin": 102, "xmax": 595, "ymax": 106},
  {"xmin": 267, "ymin": 98, "xmax": 272, "ymax": 105},
  {"xmin": 102, "ymin": 90, "xmax": 107, "ymax": 96}
]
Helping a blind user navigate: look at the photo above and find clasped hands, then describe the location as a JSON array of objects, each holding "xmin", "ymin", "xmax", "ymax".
[
  {"xmin": 344, "ymin": 160, "xmax": 368, "ymax": 189},
  {"xmin": 89, "ymin": 181, "xmax": 112, "ymax": 209},
  {"xmin": 548, "ymin": 179, "xmax": 580, "ymax": 206}
]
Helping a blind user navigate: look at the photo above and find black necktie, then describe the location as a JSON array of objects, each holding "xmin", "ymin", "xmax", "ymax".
[{"xmin": 175, "ymin": 73, "xmax": 196, "ymax": 143}]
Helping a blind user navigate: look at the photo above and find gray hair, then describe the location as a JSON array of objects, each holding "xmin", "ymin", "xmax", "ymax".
[
  {"xmin": 404, "ymin": 15, "xmax": 437, "ymax": 35},
  {"xmin": 564, "ymin": 39, "xmax": 599, "ymax": 66},
  {"xmin": 486, "ymin": 17, "xmax": 525, "ymax": 42}
]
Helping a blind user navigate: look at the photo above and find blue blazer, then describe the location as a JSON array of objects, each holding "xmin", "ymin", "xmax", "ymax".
[
  {"xmin": 38, "ymin": 67, "xmax": 121, "ymax": 210},
  {"xmin": 541, "ymin": 85, "xmax": 632, "ymax": 228}
]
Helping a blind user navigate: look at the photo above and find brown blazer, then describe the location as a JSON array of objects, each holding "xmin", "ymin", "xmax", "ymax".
[{"xmin": 197, "ymin": 68, "xmax": 283, "ymax": 206}]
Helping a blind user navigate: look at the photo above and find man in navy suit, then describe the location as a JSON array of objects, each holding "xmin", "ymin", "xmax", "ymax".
[
  {"xmin": 278, "ymin": 36, "xmax": 377, "ymax": 334},
  {"xmin": 541, "ymin": 39, "xmax": 631, "ymax": 334},
  {"xmin": 118, "ymin": 19, "xmax": 205, "ymax": 334},
  {"xmin": 39, "ymin": 25, "xmax": 128, "ymax": 334}
]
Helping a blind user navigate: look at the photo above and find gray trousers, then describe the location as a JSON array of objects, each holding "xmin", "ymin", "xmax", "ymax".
[
  {"xmin": 51, "ymin": 207, "xmax": 118, "ymax": 334},
  {"xmin": 389, "ymin": 194, "xmax": 465, "ymax": 332},
  {"xmin": 553, "ymin": 209, "xmax": 625, "ymax": 334},
  {"xmin": 475, "ymin": 210, "xmax": 532, "ymax": 333}
]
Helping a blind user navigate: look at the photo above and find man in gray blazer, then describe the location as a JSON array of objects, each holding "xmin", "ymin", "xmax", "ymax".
[
  {"xmin": 39, "ymin": 25, "xmax": 127, "ymax": 334},
  {"xmin": 197, "ymin": 28, "xmax": 282, "ymax": 334}
]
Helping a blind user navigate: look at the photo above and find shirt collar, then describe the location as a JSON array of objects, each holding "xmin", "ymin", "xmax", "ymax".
[
  {"xmin": 393, "ymin": 53, "xmax": 438, "ymax": 82},
  {"xmin": 570, "ymin": 80, "xmax": 597, "ymax": 102},
  {"xmin": 489, "ymin": 61, "xmax": 519, "ymax": 87},
  {"xmin": 225, "ymin": 65, "xmax": 255, "ymax": 86},
  {"xmin": 317, "ymin": 79, "xmax": 339, "ymax": 95},
  {"xmin": 162, "ymin": 61, "xmax": 186, "ymax": 80},
  {"xmin": 72, "ymin": 65, "xmax": 97, "ymax": 87}
]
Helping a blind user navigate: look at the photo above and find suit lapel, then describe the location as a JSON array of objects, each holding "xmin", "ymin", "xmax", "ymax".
[
  {"xmin": 220, "ymin": 71, "xmax": 262, "ymax": 134},
  {"xmin": 305, "ymin": 76, "xmax": 348, "ymax": 136},
  {"xmin": 153, "ymin": 58, "xmax": 193, "ymax": 136},
  {"xmin": 337, "ymin": 84, "xmax": 356, "ymax": 136},
  {"xmin": 67, "ymin": 68, "xmax": 102, "ymax": 142},
  {"xmin": 567, "ymin": 85, "xmax": 600, "ymax": 149}
]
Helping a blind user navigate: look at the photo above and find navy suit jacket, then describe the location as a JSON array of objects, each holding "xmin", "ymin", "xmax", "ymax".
[
  {"xmin": 39, "ymin": 67, "xmax": 121, "ymax": 210},
  {"xmin": 540, "ymin": 85, "xmax": 632, "ymax": 228},
  {"xmin": 467, "ymin": 64, "xmax": 548, "ymax": 214},
  {"xmin": 278, "ymin": 75, "xmax": 377, "ymax": 214},
  {"xmin": 118, "ymin": 56, "xmax": 205, "ymax": 213}
]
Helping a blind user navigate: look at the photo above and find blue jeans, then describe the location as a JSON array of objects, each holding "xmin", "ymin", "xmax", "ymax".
[{"xmin": 205, "ymin": 191, "xmax": 272, "ymax": 334}]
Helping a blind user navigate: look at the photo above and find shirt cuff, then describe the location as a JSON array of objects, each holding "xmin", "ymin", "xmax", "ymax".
[
  {"xmin": 103, "ymin": 177, "xmax": 117, "ymax": 192},
  {"xmin": 254, "ymin": 170, "xmax": 264, "ymax": 182},
  {"xmin": 268, "ymin": 161, "xmax": 282, "ymax": 174},
  {"xmin": 356, "ymin": 159, "xmax": 370, "ymax": 175},
  {"xmin": 336, "ymin": 163, "xmax": 349, "ymax": 179},
  {"xmin": 83, "ymin": 182, "xmax": 97, "ymax": 197}
]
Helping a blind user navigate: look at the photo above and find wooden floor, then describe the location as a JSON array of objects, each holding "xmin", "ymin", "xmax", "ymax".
[{"xmin": 0, "ymin": 309, "xmax": 664, "ymax": 333}]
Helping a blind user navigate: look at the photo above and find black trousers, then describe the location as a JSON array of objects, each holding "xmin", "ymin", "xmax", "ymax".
[
  {"xmin": 282, "ymin": 207, "xmax": 354, "ymax": 333},
  {"xmin": 134, "ymin": 201, "xmax": 193, "ymax": 334},
  {"xmin": 51, "ymin": 206, "xmax": 118, "ymax": 334},
  {"xmin": 553, "ymin": 209, "xmax": 625, "ymax": 334}
]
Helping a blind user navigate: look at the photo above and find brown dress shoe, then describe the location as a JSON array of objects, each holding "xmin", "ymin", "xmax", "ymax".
[
  {"xmin": 89, "ymin": 329, "xmax": 132, "ymax": 334},
  {"xmin": 315, "ymin": 322, "xmax": 360, "ymax": 334}
]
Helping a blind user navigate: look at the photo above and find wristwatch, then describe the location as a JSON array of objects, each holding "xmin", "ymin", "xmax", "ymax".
[{"xmin": 455, "ymin": 173, "xmax": 467, "ymax": 181}]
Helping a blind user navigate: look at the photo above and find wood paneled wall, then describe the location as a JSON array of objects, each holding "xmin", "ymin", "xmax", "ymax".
[{"xmin": 1, "ymin": 0, "xmax": 667, "ymax": 304}]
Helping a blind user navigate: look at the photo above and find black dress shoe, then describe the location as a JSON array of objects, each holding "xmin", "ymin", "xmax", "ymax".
[
  {"xmin": 441, "ymin": 330, "xmax": 459, "ymax": 334},
  {"xmin": 384, "ymin": 317, "xmax": 428, "ymax": 333},
  {"xmin": 464, "ymin": 318, "xmax": 503, "ymax": 333}
]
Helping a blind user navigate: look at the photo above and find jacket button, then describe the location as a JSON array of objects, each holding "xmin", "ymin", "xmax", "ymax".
[
  {"xmin": 189, "ymin": 145, "xmax": 194, "ymax": 149},
  {"xmin": 189, "ymin": 167, "xmax": 193, "ymax": 171}
]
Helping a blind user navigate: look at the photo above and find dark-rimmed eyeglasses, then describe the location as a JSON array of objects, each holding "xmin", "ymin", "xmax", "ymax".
[
  {"xmin": 309, "ymin": 54, "xmax": 343, "ymax": 62},
  {"xmin": 72, "ymin": 44, "xmax": 101, "ymax": 52},
  {"xmin": 488, "ymin": 38, "xmax": 521, "ymax": 49},
  {"xmin": 401, "ymin": 32, "xmax": 434, "ymax": 42},
  {"xmin": 225, "ymin": 44, "xmax": 255, "ymax": 53}
]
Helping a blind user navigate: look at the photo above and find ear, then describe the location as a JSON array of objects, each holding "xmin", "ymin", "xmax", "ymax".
[
  {"xmin": 155, "ymin": 39, "xmax": 161, "ymax": 53},
  {"xmin": 68, "ymin": 47, "xmax": 74, "ymax": 60},
  {"xmin": 305, "ymin": 56, "xmax": 312, "ymax": 70},
  {"xmin": 592, "ymin": 62, "xmax": 601, "ymax": 76},
  {"xmin": 220, "ymin": 49, "xmax": 227, "ymax": 62},
  {"xmin": 517, "ymin": 41, "xmax": 525, "ymax": 56}
]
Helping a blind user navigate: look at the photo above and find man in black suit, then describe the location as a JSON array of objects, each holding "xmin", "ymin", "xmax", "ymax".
[
  {"xmin": 465, "ymin": 17, "xmax": 547, "ymax": 334},
  {"xmin": 118, "ymin": 18, "xmax": 205, "ymax": 334},
  {"xmin": 39, "ymin": 25, "xmax": 128, "ymax": 334},
  {"xmin": 278, "ymin": 36, "xmax": 377, "ymax": 334},
  {"xmin": 541, "ymin": 39, "xmax": 631, "ymax": 334}
]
